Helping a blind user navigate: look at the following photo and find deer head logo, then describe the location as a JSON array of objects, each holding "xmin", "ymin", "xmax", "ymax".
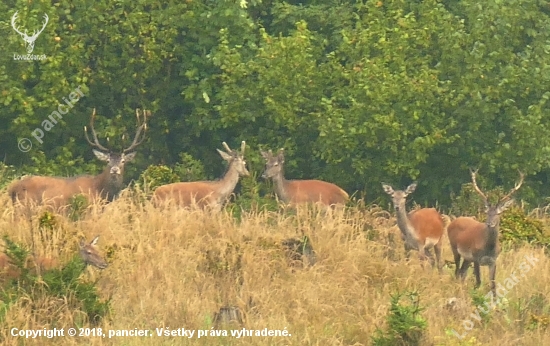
[{"xmin": 11, "ymin": 11, "xmax": 49, "ymax": 54}]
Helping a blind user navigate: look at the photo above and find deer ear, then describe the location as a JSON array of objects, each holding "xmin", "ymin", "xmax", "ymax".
[
  {"xmin": 497, "ymin": 199, "xmax": 514, "ymax": 213},
  {"xmin": 217, "ymin": 149, "xmax": 233, "ymax": 161},
  {"xmin": 381, "ymin": 184, "xmax": 394, "ymax": 195},
  {"xmin": 277, "ymin": 149, "xmax": 285, "ymax": 163},
  {"xmin": 92, "ymin": 149, "xmax": 110, "ymax": 162},
  {"xmin": 405, "ymin": 183, "xmax": 417, "ymax": 195},
  {"xmin": 90, "ymin": 235, "xmax": 100, "ymax": 246},
  {"xmin": 260, "ymin": 151, "xmax": 270, "ymax": 160},
  {"xmin": 123, "ymin": 151, "xmax": 136, "ymax": 161}
]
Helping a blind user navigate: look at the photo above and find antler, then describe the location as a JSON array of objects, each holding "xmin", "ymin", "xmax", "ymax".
[
  {"xmin": 500, "ymin": 170, "xmax": 525, "ymax": 202},
  {"xmin": 123, "ymin": 109, "xmax": 148, "ymax": 153},
  {"xmin": 32, "ymin": 14, "xmax": 49, "ymax": 39},
  {"xmin": 240, "ymin": 141, "xmax": 246, "ymax": 154},
  {"xmin": 222, "ymin": 142, "xmax": 232, "ymax": 153},
  {"xmin": 33, "ymin": 13, "xmax": 50, "ymax": 36},
  {"xmin": 469, "ymin": 168, "xmax": 488, "ymax": 205},
  {"xmin": 11, "ymin": 12, "xmax": 48, "ymax": 39},
  {"xmin": 84, "ymin": 108, "xmax": 110, "ymax": 152},
  {"xmin": 11, "ymin": 12, "xmax": 26, "ymax": 37}
]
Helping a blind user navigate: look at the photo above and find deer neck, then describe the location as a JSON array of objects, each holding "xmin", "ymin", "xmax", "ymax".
[
  {"xmin": 94, "ymin": 168, "xmax": 123, "ymax": 201},
  {"xmin": 271, "ymin": 170, "xmax": 289, "ymax": 202},
  {"xmin": 484, "ymin": 223, "xmax": 500, "ymax": 253},
  {"xmin": 215, "ymin": 161, "xmax": 241, "ymax": 201},
  {"xmin": 395, "ymin": 206, "xmax": 416, "ymax": 239}
]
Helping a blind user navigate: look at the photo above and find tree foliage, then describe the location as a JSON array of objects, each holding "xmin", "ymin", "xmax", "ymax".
[{"xmin": 1, "ymin": 0, "xmax": 550, "ymax": 206}]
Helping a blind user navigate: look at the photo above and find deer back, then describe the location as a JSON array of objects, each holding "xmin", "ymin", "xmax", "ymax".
[
  {"xmin": 9, "ymin": 176, "xmax": 75, "ymax": 207},
  {"xmin": 447, "ymin": 217, "xmax": 494, "ymax": 253},
  {"xmin": 0, "ymin": 254, "xmax": 61, "ymax": 279},
  {"xmin": 285, "ymin": 179, "xmax": 349, "ymax": 206},
  {"xmin": 407, "ymin": 208, "xmax": 445, "ymax": 240},
  {"xmin": 153, "ymin": 182, "xmax": 217, "ymax": 208}
]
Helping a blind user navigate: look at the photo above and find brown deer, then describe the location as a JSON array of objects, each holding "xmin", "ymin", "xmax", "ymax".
[
  {"xmin": 447, "ymin": 169, "xmax": 524, "ymax": 294},
  {"xmin": 8, "ymin": 109, "xmax": 148, "ymax": 212},
  {"xmin": 0, "ymin": 235, "xmax": 108, "ymax": 280},
  {"xmin": 260, "ymin": 149, "xmax": 348, "ymax": 207},
  {"xmin": 382, "ymin": 182, "xmax": 445, "ymax": 271},
  {"xmin": 153, "ymin": 141, "xmax": 249, "ymax": 211}
]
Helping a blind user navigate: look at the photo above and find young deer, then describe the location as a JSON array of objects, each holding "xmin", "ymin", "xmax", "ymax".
[
  {"xmin": 382, "ymin": 183, "xmax": 445, "ymax": 271},
  {"xmin": 0, "ymin": 235, "xmax": 108, "ymax": 280},
  {"xmin": 260, "ymin": 149, "xmax": 348, "ymax": 207},
  {"xmin": 447, "ymin": 169, "xmax": 524, "ymax": 294},
  {"xmin": 153, "ymin": 141, "xmax": 249, "ymax": 211},
  {"xmin": 8, "ymin": 109, "xmax": 148, "ymax": 211}
]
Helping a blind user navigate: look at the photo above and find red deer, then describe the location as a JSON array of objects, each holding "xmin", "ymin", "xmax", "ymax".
[
  {"xmin": 8, "ymin": 109, "xmax": 148, "ymax": 212},
  {"xmin": 382, "ymin": 182, "xmax": 445, "ymax": 271},
  {"xmin": 260, "ymin": 149, "xmax": 348, "ymax": 207},
  {"xmin": 0, "ymin": 235, "xmax": 107, "ymax": 280},
  {"xmin": 153, "ymin": 141, "xmax": 249, "ymax": 211},
  {"xmin": 448, "ymin": 169, "xmax": 524, "ymax": 294}
]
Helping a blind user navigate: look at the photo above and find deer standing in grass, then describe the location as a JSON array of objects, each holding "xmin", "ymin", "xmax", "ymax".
[
  {"xmin": 0, "ymin": 235, "xmax": 108, "ymax": 280},
  {"xmin": 260, "ymin": 149, "xmax": 349, "ymax": 208},
  {"xmin": 447, "ymin": 169, "xmax": 524, "ymax": 294},
  {"xmin": 8, "ymin": 109, "xmax": 148, "ymax": 212},
  {"xmin": 382, "ymin": 182, "xmax": 445, "ymax": 271},
  {"xmin": 153, "ymin": 141, "xmax": 249, "ymax": 211}
]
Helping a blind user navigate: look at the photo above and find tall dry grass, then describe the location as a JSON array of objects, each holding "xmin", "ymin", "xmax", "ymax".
[{"xmin": 0, "ymin": 190, "xmax": 549, "ymax": 346}]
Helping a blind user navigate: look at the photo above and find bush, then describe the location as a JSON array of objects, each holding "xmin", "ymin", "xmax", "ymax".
[
  {"xmin": 500, "ymin": 207, "xmax": 550, "ymax": 248},
  {"xmin": 371, "ymin": 290, "xmax": 427, "ymax": 346},
  {"xmin": 138, "ymin": 152, "xmax": 207, "ymax": 193},
  {"xmin": 172, "ymin": 152, "xmax": 206, "ymax": 182},
  {"xmin": 0, "ymin": 236, "xmax": 110, "ymax": 331},
  {"xmin": 450, "ymin": 182, "xmax": 506, "ymax": 217},
  {"xmin": 68, "ymin": 194, "xmax": 89, "ymax": 221},
  {"xmin": 0, "ymin": 163, "xmax": 18, "ymax": 190},
  {"xmin": 138, "ymin": 164, "xmax": 179, "ymax": 193},
  {"xmin": 227, "ymin": 171, "xmax": 280, "ymax": 219}
]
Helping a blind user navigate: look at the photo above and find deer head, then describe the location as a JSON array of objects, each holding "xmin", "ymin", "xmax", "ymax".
[
  {"xmin": 470, "ymin": 168, "xmax": 524, "ymax": 227},
  {"xmin": 11, "ymin": 11, "xmax": 49, "ymax": 54},
  {"xmin": 217, "ymin": 141, "xmax": 249, "ymax": 177},
  {"xmin": 84, "ymin": 108, "xmax": 148, "ymax": 180},
  {"xmin": 79, "ymin": 235, "xmax": 108, "ymax": 269},
  {"xmin": 261, "ymin": 149, "xmax": 285, "ymax": 179}
]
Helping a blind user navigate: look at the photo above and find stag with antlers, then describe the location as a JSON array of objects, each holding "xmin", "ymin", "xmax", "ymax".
[
  {"xmin": 8, "ymin": 108, "xmax": 149, "ymax": 213},
  {"xmin": 447, "ymin": 169, "xmax": 524, "ymax": 294},
  {"xmin": 11, "ymin": 11, "xmax": 49, "ymax": 54}
]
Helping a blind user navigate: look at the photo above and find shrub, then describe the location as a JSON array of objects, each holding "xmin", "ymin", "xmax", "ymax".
[
  {"xmin": 227, "ymin": 171, "xmax": 279, "ymax": 219},
  {"xmin": 500, "ymin": 207, "xmax": 550, "ymax": 248},
  {"xmin": 138, "ymin": 164, "xmax": 179, "ymax": 192},
  {"xmin": 138, "ymin": 152, "xmax": 206, "ymax": 193},
  {"xmin": 172, "ymin": 152, "xmax": 206, "ymax": 182},
  {"xmin": 0, "ymin": 163, "xmax": 18, "ymax": 190},
  {"xmin": 371, "ymin": 290, "xmax": 427, "ymax": 346},
  {"xmin": 0, "ymin": 236, "xmax": 110, "ymax": 332},
  {"xmin": 68, "ymin": 194, "xmax": 89, "ymax": 221},
  {"xmin": 450, "ymin": 182, "xmax": 506, "ymax": 217}
]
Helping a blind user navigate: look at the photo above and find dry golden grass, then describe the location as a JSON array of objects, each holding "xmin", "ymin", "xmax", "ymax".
[{"xmin": 0, "ymin": 191, "xmax": 549, "ymax": 346}]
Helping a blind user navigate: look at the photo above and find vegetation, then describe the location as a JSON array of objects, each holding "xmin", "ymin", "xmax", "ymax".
[
  {"xmin": 0, "ymin": 235, "xmax": 109, "ymax": 337},
  {"xmin": 3, "ymin": 0, "xmax": 550, "ymax": 344},
  {"xmin": 372, "ymin": 290, "xmax": 427, "ymax": 346},
  {"xmin": 2, "ymin": 0, "xmax": 550, "ymax": 206},
  {"xmin": 0, "ymin": 191, "xmax": 549, "ymax": 345}
]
